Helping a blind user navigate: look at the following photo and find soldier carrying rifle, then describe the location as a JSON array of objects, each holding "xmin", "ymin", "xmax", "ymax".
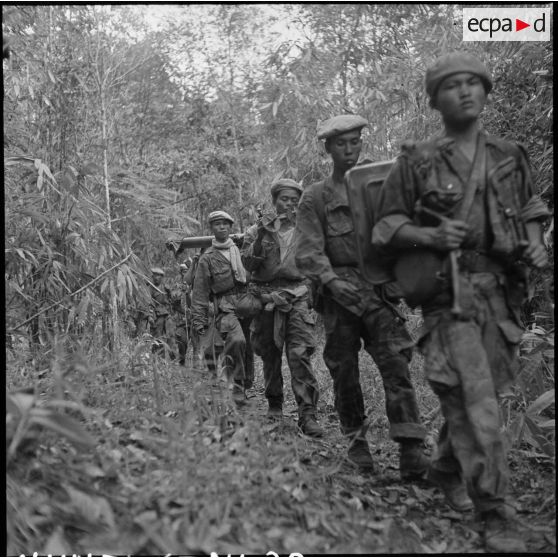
[{"xmin": 372, "ymin": 52, "xmax": 549, "ymax": 553}]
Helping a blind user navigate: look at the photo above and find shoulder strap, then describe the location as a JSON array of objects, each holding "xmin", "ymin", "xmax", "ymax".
[
  {"xmin": 455, "ymin": 132, "xmax": 487, "ymax": 222},
  {"xmin": 310, "ymin": 180, "xmax": 327, "ymax": 231}
]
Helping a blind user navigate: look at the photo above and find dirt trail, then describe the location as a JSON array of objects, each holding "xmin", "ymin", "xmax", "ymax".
[{"xmin": 8, "ymin": 347, "xmax": 556, "ymax": 556}]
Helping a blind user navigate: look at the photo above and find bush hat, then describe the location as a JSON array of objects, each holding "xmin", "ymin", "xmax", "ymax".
[
  {"xmin": 425, "ymin": 51, "xmax": 493, "ymax": 99},
  {"xmin": 151, "ymin": 267, "xmax": 165, "ymax": 276},
  {"xmin": 317, "ymin": 114, "xmax": 368, "ymax": 140}
]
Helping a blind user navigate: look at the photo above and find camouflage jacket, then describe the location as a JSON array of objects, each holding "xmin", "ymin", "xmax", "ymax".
[
  {"xmin": 241, "ymin": 218, "xmax": 305, "ymax": 283},
  {"xmin": 372, "ymin": 132, "xmax": 550, "ymax": 259},
  {"xmin": 191, "ymin": 247, "xmax": 246, "ymax": 331},
  {"xmin": 295, "ymin": 176, "xmax": 383, "ymax": 316},
  {"xmin": 150, "ymin": 284, "xmax": 171, "ymax": 317}
]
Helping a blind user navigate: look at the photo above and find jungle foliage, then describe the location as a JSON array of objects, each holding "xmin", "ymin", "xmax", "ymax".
[{"xmin": 3, "ymin": 4, "xmax": 554, "ymax": 555}]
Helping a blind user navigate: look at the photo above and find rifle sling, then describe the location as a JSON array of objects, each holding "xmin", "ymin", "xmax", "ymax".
[{"xmin": 454, "ymin": 132, "xmax": 487, "ymax": 223}]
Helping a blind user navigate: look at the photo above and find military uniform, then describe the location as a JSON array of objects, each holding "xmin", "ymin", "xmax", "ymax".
[
  {"xmin": 241, "ymin": 181, "xmax": 320, "ymax": 427},
  {"xmin": 191, "ymin": 214, "xmax": 249, "ymax": 393},
  {"xmin": 171, "ymin": 274, "xmax": 191, "ymax": 365},
  {"xmin": 149, "ymin": 282, "xmax": 177, "ymax": 358},
  {"xmin": 372, "ymin": 52, "xmax": 550, "ymax": 552},
  {"xmin": 295, "ymin": 176, "xmax": 425, "ymax": 441},
  {"xmin": 373, "ymin": 131, "xmax": 549, "ymax": 511}
]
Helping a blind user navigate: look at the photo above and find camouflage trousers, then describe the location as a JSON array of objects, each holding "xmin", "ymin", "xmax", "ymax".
[
  {"xmin": 251, "ymin": 298, "xmax": 319, "ymax": 415},
  {"xmin": 151, "ymin": 315, "xmax": 177, "ymax": 359},
  {"xmin": 421, "ymin": 272, "xmax": 524, "ymax": 512},
  {"xmin": 204, "ymin": 317, "xmax": 254, "ymax": 389},
  {"xmin": 322, "ymin": 299, "xmax": 425, "ymax": 440},
  {"xmin": 175, "ymin": 320, "xmax": 189, "ymax": 365},
  {"xmin": 213, "ymin": 311, "xmax": 247, "ymax": 387}
]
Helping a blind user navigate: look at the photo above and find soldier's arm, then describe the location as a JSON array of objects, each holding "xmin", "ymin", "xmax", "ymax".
[
  {"xmin": 373, "ymin": 156, "xmax": 467, "ymax": 252},
  {"xmin": 294, "ymin": 186, "xmax": 338, "ymax": 287},
  {"xmin": 515, "ymin": 145, "xmax": 550, "ymax": 268},
  {"xmin": 191, "ymin": 257, "xmax": 211, "ymax": 332},
  {"xmin": 240, "ymin": 224, "xmax": 265, "ymax": 271}
]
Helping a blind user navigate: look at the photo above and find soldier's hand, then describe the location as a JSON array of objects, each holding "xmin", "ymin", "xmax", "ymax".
[
  {"xmin": 522, "ymin": 241, "xmax": 548, "ymax": 269},
  {"xmin": 327, "ymin": 278, "xmax": 361, "ymax": 306},
  {"xmin": 431, "ymin": 219, "xmax": 469, "ymax": 251}
]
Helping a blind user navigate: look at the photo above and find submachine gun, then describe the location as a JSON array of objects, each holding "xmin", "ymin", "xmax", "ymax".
[{"xmin": 166, "ymin": 233, "xmax": 245, "ymax": 256}]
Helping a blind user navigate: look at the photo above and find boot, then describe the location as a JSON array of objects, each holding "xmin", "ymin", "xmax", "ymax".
[
  {"xmin": 399, "ymin": 439, "xmax": 430, "ymax": 480},
  {"xmin": 346, "ymin": 423, "xmax": 374, "ymax": 472},
  {"xmin": 482, "ymin": 504, "xmax": 528, "ymax": 553},
  {"xmin": 427, "ymin": 467, "xmax": 473, "ymax": 512},
  {"xmin": 347, "ymin": 439, "xmax": 375, "ymax": 471},
  {"xmin": 232, "ymin": 384, "xmax": 246, "ymax": 406},
  {"xmin": 267, "ymin": 403, "xmax": 283, "ymax": 420},
  {"xmin": 267, "ymin": 397, "xmax": 283, "ymax": 420},
  {"xmin": 298, "ymin": 414, "xmax": 324, "ymax": 438}
]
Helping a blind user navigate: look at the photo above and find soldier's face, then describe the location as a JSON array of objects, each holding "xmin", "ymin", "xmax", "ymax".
[
  {"xmin": 152, "ymin": 273, "xmax": 163, "ymax": 286},
  {"xmin": 325, "ymin": 130, "xmax": 362, "ymax": 172},
  {"xmin": 274, "ymin": 188, "xmax": 301, "ymax": 216},
  {"xmin": 434, "ymin": 72, "xmax": 487, "ymax": 126},
  {"xmin": 210, "ymin": 219, "xmax": 232, "ymax": 242}
]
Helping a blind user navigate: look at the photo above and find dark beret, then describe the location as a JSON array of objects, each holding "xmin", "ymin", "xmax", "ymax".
[
  {"xmin": 208, "ymin": 210, "xmax": 234, "ymax": 224},
  {"xmin": 317, "ymin": 114, "xmax": 368, "ymax": 140},
  {"xmin": 270, "ymin": 178, "xmax": 303, "ymax": 198}
]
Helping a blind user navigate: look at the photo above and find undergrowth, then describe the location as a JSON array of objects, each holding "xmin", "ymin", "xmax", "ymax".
[{"xmin": 6, "ymin": 312, "xmax": 556, "ymax": 555}]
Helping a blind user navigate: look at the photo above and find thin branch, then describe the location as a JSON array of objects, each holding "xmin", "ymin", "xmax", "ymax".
[{"xmin": 11, "ymin": 252, "xmax": 133, "ymax": 331}]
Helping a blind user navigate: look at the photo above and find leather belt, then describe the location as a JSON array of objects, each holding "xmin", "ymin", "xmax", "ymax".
[
  {"xmin": 216, "ymin": 284, "xmax": 248, "ymax": 297},
  {"xmin": 458, "ymin": 250, "xmax": 505, "ymax": 274}
]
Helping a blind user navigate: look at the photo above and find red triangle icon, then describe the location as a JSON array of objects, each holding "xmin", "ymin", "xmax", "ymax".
[{"xmin": 516, "ymin": 19, "xmax": 530, "ymax": 31}]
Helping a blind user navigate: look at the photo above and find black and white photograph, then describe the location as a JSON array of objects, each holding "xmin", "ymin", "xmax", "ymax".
[{"xmin": 4, "ymin": 2, "xmax": 554, "ymax": 556}]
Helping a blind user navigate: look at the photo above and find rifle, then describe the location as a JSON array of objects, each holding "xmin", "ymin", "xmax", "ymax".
[
  {"xmin": 415, "ymin": 204, "xmax": 462, "ymax": 317},
  {"xmin": 166, "ymin": 233, "xmax": 245, "ymax": 256}
]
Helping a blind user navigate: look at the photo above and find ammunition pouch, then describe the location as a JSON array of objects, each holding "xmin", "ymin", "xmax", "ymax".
[
  {"xmin": 234, "ymin": 292, "xmax": 263, "ymax": 318},
  {"xmin": 394, "ymin": 249, "xmax": 449, "ymax": 308}
]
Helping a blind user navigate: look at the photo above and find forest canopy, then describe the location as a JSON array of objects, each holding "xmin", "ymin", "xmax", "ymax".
[{"xmin": 3, "ymin": 3, "xmax": 553, "ymax": 342}]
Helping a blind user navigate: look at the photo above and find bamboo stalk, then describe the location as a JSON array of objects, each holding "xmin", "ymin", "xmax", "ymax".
[{"xmin": 12, "ymin": 252, "xmax": 133, "ymax": 331}]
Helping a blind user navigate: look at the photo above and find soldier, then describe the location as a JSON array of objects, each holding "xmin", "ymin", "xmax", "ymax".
[
  {"xmin": 191, "ymin": 211, "xmax": 249, "ymax": 405},
  {"xmin": 149, "ymin": 267, "xmax": 177, "ymax": 359},
  {"xmin": 372, "ymin": 52, "xmax": 549, "ymax": 552},
  {"xmin": 170, "ymin": 263, "xmax": 191, "ymax": 366},
  {"xmin": 295, "ymin": 115, "xmax": 429, "ymax": 477},
  {"xmin": 241, "ymin": 178, "xmax": 323, "ymax": 437}
]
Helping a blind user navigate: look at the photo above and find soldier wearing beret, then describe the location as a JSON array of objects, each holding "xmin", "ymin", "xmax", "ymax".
[
  {"xmin": 295, "ymin": 115, "xmax": 429, "ymax": 474},
  {"xmin": 373, "ymin": 52, "xmax": 549, "ymax": 552},
  {"xmin": 241, "ymin": 179, "xmax": 323, "ymax": 437},
  {"xmin": 191, "ymin": 211, "xmax": 250, "ymax": 405}
]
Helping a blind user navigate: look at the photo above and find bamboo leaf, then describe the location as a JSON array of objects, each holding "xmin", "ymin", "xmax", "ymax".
[{"xmin": 527, "ymin": 390, "xmax": 555, "ymax": 416}]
